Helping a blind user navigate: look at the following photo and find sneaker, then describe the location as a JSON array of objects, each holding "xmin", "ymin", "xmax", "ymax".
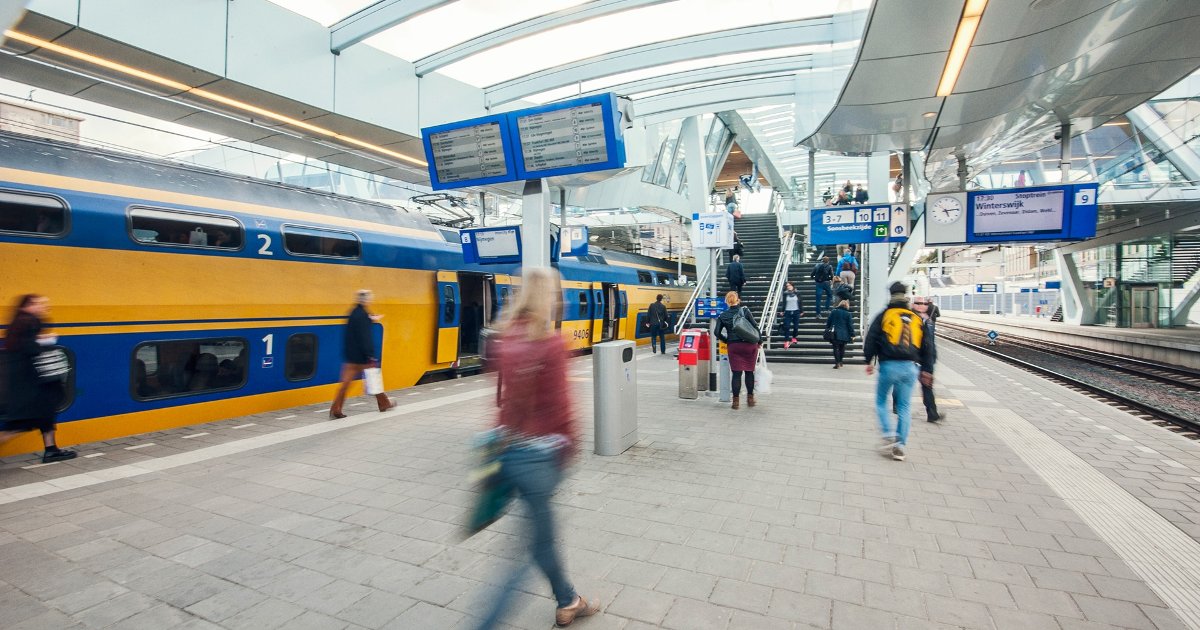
[
  {"xmin": 878, "ymin": 438, "xmax": 898, "ymax": 453},
  {"xmin": 556, "ymin": 595, "xmax": 601, "ymax": 627},
  {"xmin": 783, "ymin": 340, "xmax": 791, "ymax": 350},
  {"xmin": 42, "ymin": 448, "xmax": 78, "ymax": 463},
  {"xmin": 790, "ymin": 337, "xmax": 797, "ymax": 344},
  {"xmin": 892, "ymin": 445, "xmax": 907, "ymax": 461}
]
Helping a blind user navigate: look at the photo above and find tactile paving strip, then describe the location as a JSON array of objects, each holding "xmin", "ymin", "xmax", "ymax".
[{"xmin": 979, "ymin": 407, "xmax": 1200, "ymax": 628}]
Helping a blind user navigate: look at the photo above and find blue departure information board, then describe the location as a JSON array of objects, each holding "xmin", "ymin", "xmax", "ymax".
[
  {"xmin": 926, "ymin": 183, "xmax": 1098, "ymax": 245},
  {"xmin": 420, "ymin": 94, "xmax": 626, "ymax": 190},
  {"xmin": 460, "ymin": 226, "xmax": 522, "ymax": 265},
  {"xmin": 511, "ymin": 94, "xmax": 626, "ymax": 180},
  {"xmin": 422, "ymin": 114, "xmax": 517, "ymax": 191}
]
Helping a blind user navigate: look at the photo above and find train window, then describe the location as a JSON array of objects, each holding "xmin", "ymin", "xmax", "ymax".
[
  {"xmin": 658, "ymin": 274, "xmax": 674, "ymax": 286},
  {"xmin": 129, "ymin": 207, "xmax": 242, "ymax": 249},
  {"xmin": 0, "ymin": 190, "xmax": 68, "ymax": 237},
  {"xmin": 282, "ymin": 225, "xmax": 361, "ymax": 259},
  {"xmin": 637, "ymin": 271, "xmax": 652, "ymax": 284},
  {"xmin": 578, "ymin": 292, "xmax": 589, "ymax": 318},
  {"xmin": 132, "ymin": 338, "xmax": 247, "ymax": 400},
  {"xmin": 285, "ymin": 334, "xmax": 317, "ymax": 382}
]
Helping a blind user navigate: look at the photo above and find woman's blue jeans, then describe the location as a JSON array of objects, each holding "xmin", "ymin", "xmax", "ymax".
[
  {"xmin": 875, "ymin": 360, "xmax": 918, "ymax": 445},
  {"xmin": 475, "ymin": 443, "xmax": 575, "ymax": 629}
]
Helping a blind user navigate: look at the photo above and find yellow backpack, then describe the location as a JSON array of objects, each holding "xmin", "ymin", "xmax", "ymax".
[{"xmin": 880, "ymin": 307, "xmax": 923, "ymax": 353}]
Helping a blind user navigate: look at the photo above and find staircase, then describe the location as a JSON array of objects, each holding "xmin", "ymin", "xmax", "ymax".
[{"xmin": 715, "ymin": 215, "xmax": 863, "ymax": 364}]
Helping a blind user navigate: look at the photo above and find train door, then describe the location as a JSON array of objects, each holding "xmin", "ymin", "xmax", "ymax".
[
  {"xmin": 435, "ymin": 271, "xmax": 460, "ymax": 364},
  {"xmin": 456, "ymin": 273, "xmax": 492, "ymax": 370},
  {"xmin": 590, "ymin": 283, "xmax": 605, "ymax": 343},
  {"xmin": 616, "ymin": 289, "xmax": 628, "ymax": 339},
  {"xmin": 600, "ymin": 284, "xmax": 620, "ymax": 341}
]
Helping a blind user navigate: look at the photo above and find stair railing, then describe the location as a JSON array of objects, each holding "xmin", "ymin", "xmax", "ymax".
[
  {"xmin": 759, "ymin": 231, "xmax": 797, "ymax": 341},
  {"xmin": 675, "ymin": 261, "xmax": 713, "ymax": 335}
]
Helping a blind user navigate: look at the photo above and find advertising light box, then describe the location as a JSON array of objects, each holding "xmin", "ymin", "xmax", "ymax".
[
  {"xmin": 460, "ymin": 226, "xmax": 522, "ymax": 265},
  {"xmin": 926, "ymin": 183, "xmax": 1098, "ymax": 245},
  {"xmin": 421, "ymin": 115, "xmax": 517, "ymax": 191},
  {"xmin": 693, "ymin": 211, "xmax": 734, "ymax": 249},
  {"xmin": 511, "ymin": 93, "xmax": 626, "ymax": 180}
]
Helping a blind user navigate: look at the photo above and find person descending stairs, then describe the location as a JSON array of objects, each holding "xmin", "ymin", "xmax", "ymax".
[{"xmin": 716, "ymin": 219, "xmax": 862, "ymax": 364}]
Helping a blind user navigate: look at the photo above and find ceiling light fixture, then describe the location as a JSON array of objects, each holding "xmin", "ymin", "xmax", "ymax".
[
  {"xmin": 935, "ymin": 0, "xmax": 988, "ymax": 97},
  {"xmin": 922, "ymin": 111, "xmax": 938, "ymax": 118},
  {"xmin": 3, "ymin": 29, "xmax": 428, "ymax": 167}
]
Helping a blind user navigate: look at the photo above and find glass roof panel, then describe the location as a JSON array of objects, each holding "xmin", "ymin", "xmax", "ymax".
[
  {"xmin": 264, "ymin": 0, "xmax": 378, "ymax": 27},
  {"xmin": 365, "ymin": 0, "xmax": 590, "ymax": 61},
  {"xmin": 522, "ymin": 44, "xmax": 828, "ymax": 104},
  {"xmin": 438, "ymin": 0, "xmax": 860, "ymax": 87}
]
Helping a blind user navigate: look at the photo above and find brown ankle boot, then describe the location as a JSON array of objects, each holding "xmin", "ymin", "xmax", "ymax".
[
  {"xmin": 731, "ymin": 396, "xmax": 740, "ymax": 409},
  {"xmin": 556, "ymin": 595, "xmax": 600, "ymax": 627},
  {"xmin": 747, "ymin": 394, "xmax": 756, "ymax": 407}
]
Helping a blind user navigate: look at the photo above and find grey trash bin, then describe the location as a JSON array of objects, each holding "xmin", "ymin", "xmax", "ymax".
[{"xmin": 593, "ymin": 340, "xmax": 637, "ymax": 456}]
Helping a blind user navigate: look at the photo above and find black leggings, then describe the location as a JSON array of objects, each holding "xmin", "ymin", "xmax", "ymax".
[
  {"xmin": 832, "ymin": 341, "xmax": 846, "ymax": 364},
  {"xmin": 732, "ymin": 370, "xmax": 755, "ymax": 396}
]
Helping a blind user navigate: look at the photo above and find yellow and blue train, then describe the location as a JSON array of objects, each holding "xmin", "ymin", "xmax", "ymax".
[{"xmin": 0, "ymin": 133, "xmax": 693, "ymax": 456}]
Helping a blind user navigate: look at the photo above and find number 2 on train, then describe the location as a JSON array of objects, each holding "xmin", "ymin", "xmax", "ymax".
[{"xmin": 257, "ymin": 234, "xmax": 274, "ymax": 255}]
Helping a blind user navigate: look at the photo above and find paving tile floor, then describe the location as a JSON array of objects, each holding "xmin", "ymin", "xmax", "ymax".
[{"xmin": 1, "ymin": 341, "xmax": 1198, "ymax": 629}]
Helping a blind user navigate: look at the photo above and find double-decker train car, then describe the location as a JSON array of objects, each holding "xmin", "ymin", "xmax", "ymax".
[{"xmin": 0, "ymin": 133, "xmax": 693, "ymax": 456}]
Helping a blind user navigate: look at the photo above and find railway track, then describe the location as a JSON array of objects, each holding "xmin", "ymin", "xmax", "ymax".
[{"xmin": 936, "ymin": 321, "xmax": 1200, "ymax": 438}]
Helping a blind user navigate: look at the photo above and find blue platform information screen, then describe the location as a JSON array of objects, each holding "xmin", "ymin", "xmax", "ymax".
[
  {"xmin": 422, "ymin": 115, "xmax": 516, "ymax": 191},
  {"xmin": 926, "ymin": 183, "xmax": 1098, "ymax": 245},
  {"xmin": 511, "ymin": 94, "xmax": 626, "ymax": 180},
  {"xmin": 460, "ymin": 226, "xmax": 522, "ymax": 265}
]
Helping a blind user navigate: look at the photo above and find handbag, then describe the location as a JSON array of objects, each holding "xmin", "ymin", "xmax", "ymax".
[
  {"xmin": 466, "ymin": 428, "xmax": 514, "ymax": 535},
  {"xmin": 363, "ymin": 367, "xmax": 384, "ymax": 395},
  {"xmin": 754, "ymin": 349, "xmax": 773, "ymax": 395},
  {"xmin": 823, "ymin": 327, "xmax": 835, "ymax": 342},
  {"xmin": 731, "ymin": 307, "xmax": 760, "ymax": 344},
  {"xmin": 33, "ymin": 348, "xmax": 70, "ymax": 384}
]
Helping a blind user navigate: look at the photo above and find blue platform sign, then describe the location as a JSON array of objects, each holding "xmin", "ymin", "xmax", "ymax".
[
  {"xmin": 559, "ymin": 225, "xmax": 589, "ymax": 258},
  {"xmin": 511, "ymin": 93, "xmax": 626, "ymax": 180},
  {"xmin": 422, "ymin": 114, "xmax": 517, "ymax": 191},
  {"xmin": 810, "ymin": 204, "xmax": 909, "ymax": 246},
  {"xmin": 460, "ymin": 226, "xmax": 522, "ymax": 265},
  {"xmin": 926, "ymin": 183, "xmax": 1099, "ymax": 245},
  {"xmin": 976, "ymin": 283, "xmax": 998, "ymax": 293},
  {"xmin": 694, "ymin": 297, "xmax": 728, "ymax": 319}
]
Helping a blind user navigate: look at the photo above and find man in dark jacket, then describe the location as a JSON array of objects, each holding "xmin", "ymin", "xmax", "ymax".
[
  {"xmin": 912, "ymin": 297, "xmax": 942, "ymax": 422},
  {"xmin": 726, "ymin": 255, "xmax": 746, "ymax": 297},
  {"xmin": 810, "ymin": 256, "xmax": 834, "ymax": 317},
  {"xmin": 863, "ymin": 282, "xmax": 934, "ymax": 462},
  {"xmin": 647, "ymin": 294, "xmax": 669, "ymax": 354},
  {"xmin": 330, "ymin": 289, "xmax": 394, "ymax": 419}
]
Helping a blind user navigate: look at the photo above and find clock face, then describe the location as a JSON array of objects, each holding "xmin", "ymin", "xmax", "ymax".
[{"xmin": 931, "ymin": 196, "xmax": 963, "ymax": 224}]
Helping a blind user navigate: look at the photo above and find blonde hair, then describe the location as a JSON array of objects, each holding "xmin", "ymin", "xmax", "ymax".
[
  {"xmin": 724, "ymin": 291, "xmax": 740, "ymax": 307},
  {"xmin": 837, "ymin": 299, "xmax": 849, "ymax": 308},
  {"xmin": 498, "ymin": 268, "xmax": 561, "ymax": 339}
]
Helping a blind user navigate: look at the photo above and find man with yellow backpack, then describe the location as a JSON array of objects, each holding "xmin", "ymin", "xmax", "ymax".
[{"xmin": 864, "ymin": 282, "xmax": 935, "ymax": 461}]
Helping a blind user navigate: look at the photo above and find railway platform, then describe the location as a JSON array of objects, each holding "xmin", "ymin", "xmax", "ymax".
[
  {"xmin": 940, "ymin": 312, "xmax": 1200, "ymax": 370},
  {"xmin": 1, "ymin": 343, "xmax": 1200, "ymax": 629}
]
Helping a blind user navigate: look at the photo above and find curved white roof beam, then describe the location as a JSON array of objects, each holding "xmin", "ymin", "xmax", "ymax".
[
  {"xmin": 632, "ymin": 75, "xmax": 798, "ymax": 126},
  {"xmin": 414, "ymin": 0, "xmax": 673, "ymax": 76},
  {"xmin": 484, "ymin": 13, "xmax": 864, "ymax": 109},
  {"xmin": 330, "ymin": 0, "xmax": 456, "ymax": 54},
  {"xmin": 572, "ymin": 55, "xmax": 817, "ymax": 102}
]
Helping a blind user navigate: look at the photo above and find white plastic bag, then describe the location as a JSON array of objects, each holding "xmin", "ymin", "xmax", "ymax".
[
  {"xmin": 754, "ymin": 349, "xmax": 772, "ymax": 395},
  {"xmin": 363, "ymin": 367, "xmax": 384, "ymax": 395}
]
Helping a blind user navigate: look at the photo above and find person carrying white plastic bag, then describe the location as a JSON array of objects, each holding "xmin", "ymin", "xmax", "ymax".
[{"xmin": 754, "ymin": 348, "xmax": 773, "ymax": 395}]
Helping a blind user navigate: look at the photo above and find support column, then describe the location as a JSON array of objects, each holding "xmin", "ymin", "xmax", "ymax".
[
  {"xmin": 1059, "ymin": 122, "xmax": 1072, "ymax": 183},
  {"xmin": 559, "ymin": 189, "xmax": 567, "ymax": 230},
  {"xmin": 807, "ymin": 150, "xmax": 816, "ymax": 210},
  {"xmin": 957, "ymin": 154, "xmax": 969, "ymax": 190},
  {"xmin": 521, "ymin": 179, "xmax": 552, "ymax": 269},
  {"xmin": 1055, "ymin": 250, "xmax": 1093, "ymax": 325},
  {"xmin": 680, "ymin": 115, "xmax": 710, "ymax": 291},
  {"xmin": 1128, "ymin": 104, "xmax": 1200, "ymax": 181},
  {"xmin": 864, "ymin": 152, "xmax": 891, "ymax": 320},
  {"xmin": 477, "ymin": 192, "xmax": 486, "ymax": 227}
]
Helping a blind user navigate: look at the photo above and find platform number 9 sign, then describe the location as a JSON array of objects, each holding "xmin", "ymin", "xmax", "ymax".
[{"xmin": 1074, "ymin": 188, "xmax": 1095, "ymax": 206}]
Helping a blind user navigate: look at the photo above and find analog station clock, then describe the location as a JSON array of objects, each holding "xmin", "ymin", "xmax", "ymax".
[{"xmin": 930, "ymin": 195, "xmax": 963, "ymax": 224}]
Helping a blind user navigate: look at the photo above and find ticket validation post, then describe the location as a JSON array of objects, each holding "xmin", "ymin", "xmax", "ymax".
[
  {"xmin": 677, "ymin": 331, "xmax": 702, "ymax": 399},
  {"xmin": 694, "ymin": 213, "xmax": 734, "ymax": 401}
]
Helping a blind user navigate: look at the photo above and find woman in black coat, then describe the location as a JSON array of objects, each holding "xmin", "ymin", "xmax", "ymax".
[
  {"xmin": 1, "ymin": 294, "xmax": 77, "ymax": 462},
  {"xmin": 824, "ymin": 299, "xmax": 855, "ymax": 369},
  {"xmin": 714, "ymin": 291, "xmax": 760, "ymax": 409}
]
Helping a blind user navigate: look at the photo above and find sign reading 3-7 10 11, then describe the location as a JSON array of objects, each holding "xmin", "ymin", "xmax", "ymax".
[{"xmin": 809, "ymin": 204, "xmax": 909, "ymax": 246}]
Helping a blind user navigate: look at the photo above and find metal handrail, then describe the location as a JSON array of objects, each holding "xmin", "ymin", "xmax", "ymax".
[
  {"xmin": 759, "ymin": 231, "xmax": 796, "ymax": 341},
  {"xmin": 675, "ymin": 262, "xmax": 713, "ymax": 335}
]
